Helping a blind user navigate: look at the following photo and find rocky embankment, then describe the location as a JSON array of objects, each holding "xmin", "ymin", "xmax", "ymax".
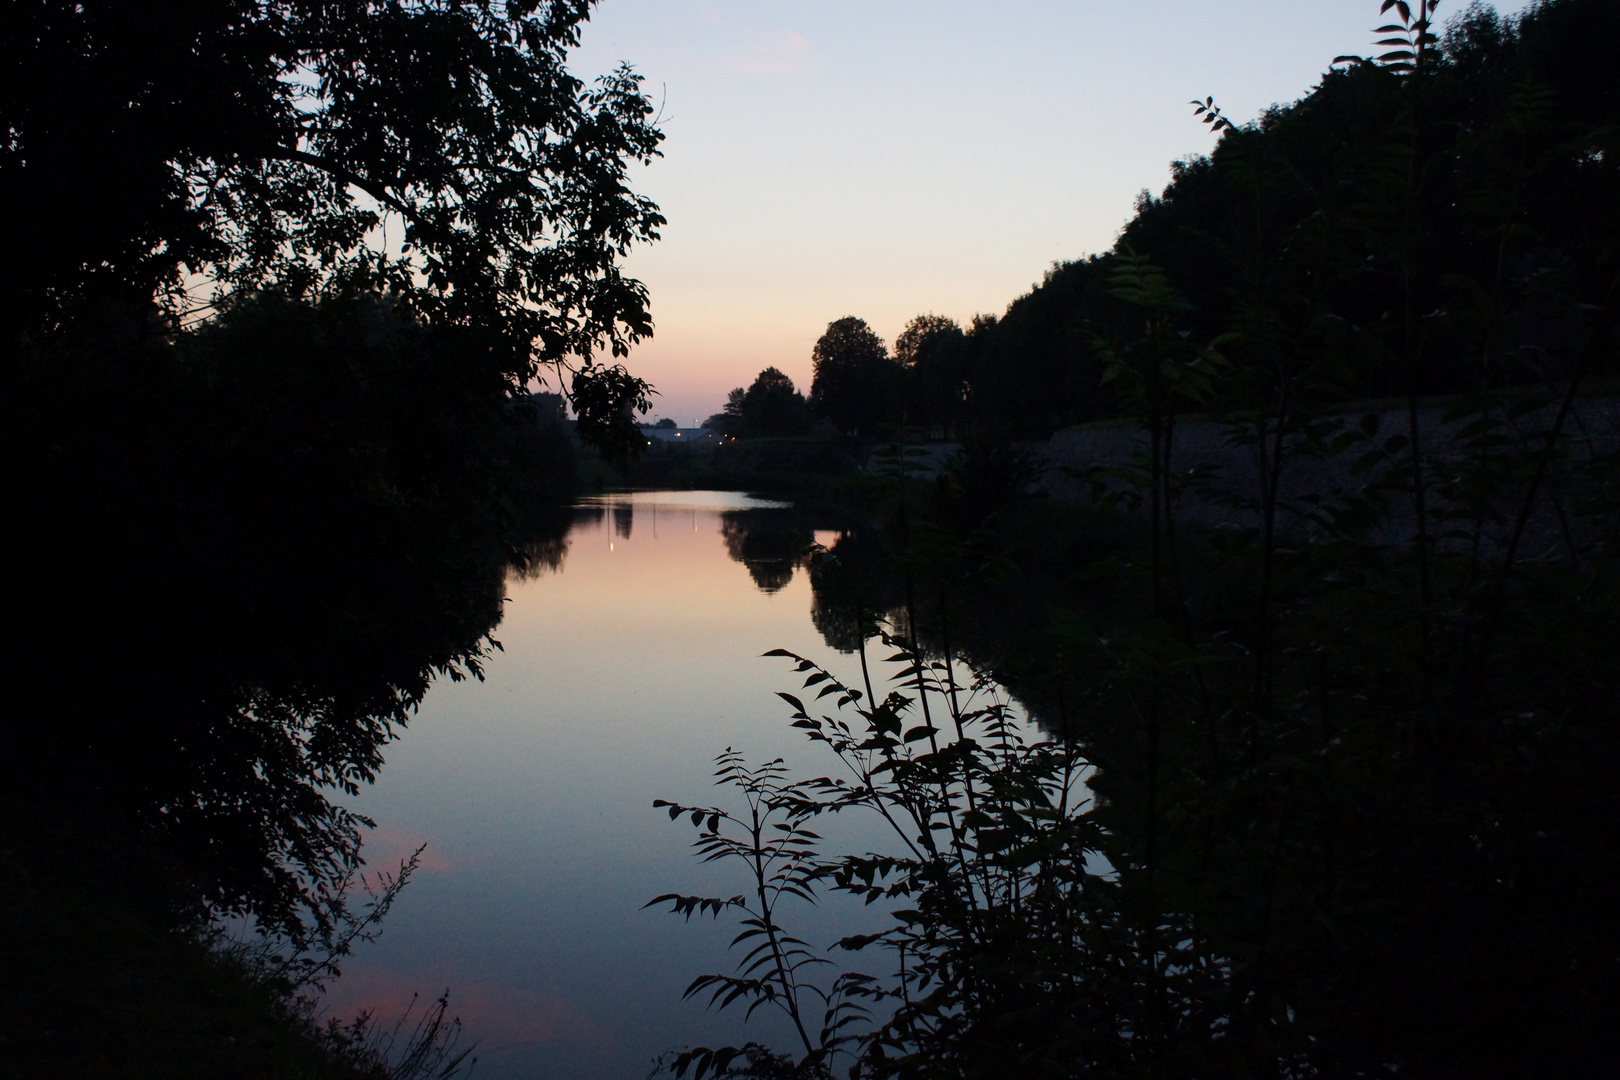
[{"xmin": 1036, "ymin": 396, "xmax": 1620, "ymax": 557}]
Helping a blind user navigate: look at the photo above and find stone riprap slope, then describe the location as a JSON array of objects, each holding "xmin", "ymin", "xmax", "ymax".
[{"xmin": 1037, "ymin": 396, "xmax": 1620, "ymax": 559}]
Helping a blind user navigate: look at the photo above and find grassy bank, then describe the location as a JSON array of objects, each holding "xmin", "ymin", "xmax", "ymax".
[{"xmin": 0, "ymin": 852, "xmax": 380, "ymax": 1080}]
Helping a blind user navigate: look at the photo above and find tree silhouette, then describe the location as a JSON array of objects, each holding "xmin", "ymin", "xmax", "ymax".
[
  {"xmin": 735, "ymin": 367, "xmax": 810, "ymax": 437},
  {"xmin": 808, "ymin": 317, "xmax": 898, "ymax": 437},
  {"xmin": 1, "ymin": 0, "xmax": 664, "ymax": 436},
  {"xmin": 0, "ymin": 0, "xmax": 663, "ymax": 938},
  {"xmin": 895, "ymin": 314, "xmax": 970, "ymax": 438}
]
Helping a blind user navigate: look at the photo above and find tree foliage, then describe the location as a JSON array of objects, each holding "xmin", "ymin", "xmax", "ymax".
[
  {"xmin": 718, "ymin": 367, "xmax": 812, "ymax": 439},
  {"xmin": 808, "ymin": 318, "xmax": 898, "ymax": 437},
  {"xmin": 0, "ymin": 0, "xmax": 660, "ymax": 937},
  {"xmin": 894, "ymin": 315, "xmax": 971, "ymax": 439},
  {"xmin": 1, "ymin": 0, "xmax": 664, "ymax": 411},
  {"xmin": 804, "ymin": 0, "xmax": 1620, "ymax": 443}
]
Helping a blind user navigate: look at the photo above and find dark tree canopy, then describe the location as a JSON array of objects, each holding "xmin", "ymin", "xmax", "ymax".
[
  {"xmin": 808, "ymin": 317, "xmax": 897, "ymax": 437},
  {"xmin": 1108, "ymin": 1, "xmax": 1617, "ymax": 404},
  {"xmin": 0, "ymin": 0, "xmax": 661, "ymax": 938},
  {"xmin": 829, "ymin": 0, "xmax": 1620, "ymax": 445},
  {"xmin": 719, "ymin": 366, "xmax": 810, "ymax": 438},
  {"xmin": 895, "ymin": 313, "xmax": 970, "ymax": 438},
  {"xmin": 893, "ymin": 314, "xmax": 957, "ymax": 368},
  {"xmin": 4, "ymin": 292, "xmax": 580, "ymax": 937},
  {"xmin": 1, "ymin": 0, "xmax": 663, "ymax": 432}
]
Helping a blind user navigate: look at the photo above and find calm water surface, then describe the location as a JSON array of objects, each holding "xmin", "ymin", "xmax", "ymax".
[{"xmin": 326, "ymin": 492, "xmax": 892, "ymax": 1080}]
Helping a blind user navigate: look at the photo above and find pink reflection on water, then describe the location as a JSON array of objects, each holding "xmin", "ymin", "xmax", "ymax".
[
  {"xmin": 329, "ymin": 490, "xmax": 863, "ymax": 1079},
  {"xmin": 321, "ymin": 968, "xmax": 611, "ymax": 1057}
]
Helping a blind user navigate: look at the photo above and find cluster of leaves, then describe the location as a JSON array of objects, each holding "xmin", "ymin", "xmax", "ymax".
[
  {"xmin": 1, "ymin": 0, "xmax": 665, "ymax": 394},
  {"xmin": 652, "ymin": 636, "xmax": 1130, "ymax": 1080}
]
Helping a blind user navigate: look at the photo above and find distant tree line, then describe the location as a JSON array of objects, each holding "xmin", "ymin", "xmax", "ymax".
[
  {"xmin": 707, "ymin": 366, "xmax": 812, "ymax": 438},
  {"xmin": 715, "ymin": 0, "xmax": 1617, "ymax": 448}
]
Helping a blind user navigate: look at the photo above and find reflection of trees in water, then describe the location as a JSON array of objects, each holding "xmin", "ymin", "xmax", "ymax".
[
  {"xmin": 567, "ymin": 501, "xmax": 634, "ymax": 541},
  {"xmin": 806, "ymin": 528, "xmax": 900, "ymax": 654},
  {"xmin": 508, "ymin": 505, "xmax": 573, "ymax": 580},
  {"xmin": 3, "ymin": 305, "xmax": 582, "ymax": 941},
  {"xmin": 717, "ymin": 506, "xmax": 860, "ymax": 597},
  {"xmin": 720, "ymin": 509, "xmax": 810, "ymax": 593},
  {"xmin": 801, "ymin": 523, "xmax": 1064, "ymax": 734},
  {"xmin": 741, "ymin": 555, "xmax": 795, "ymax": 593}
]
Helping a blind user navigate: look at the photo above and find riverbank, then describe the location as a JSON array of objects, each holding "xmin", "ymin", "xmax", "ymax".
[
  {"xmin": 578, "ymin": 435, "xmax": 877, "ymax": 510},
  {"xmin": 0, "ymin": 849, "xmax": 379, "ymax": 1080}
]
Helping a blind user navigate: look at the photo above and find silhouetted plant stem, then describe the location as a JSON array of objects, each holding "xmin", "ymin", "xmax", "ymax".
[
  {"xmin": 931, "ymin": 588, "xmax": 984, "ymax": 832},
  {"xmin": 855, "ymin": 630, "xmax": 878, "ymax": 718},
  {"xmin": 1397, "ymin": 12, "xmax": 1442, "ymax": 698},
  {"xmin": 1144, "ymin": 329, "xmax": 1168, "ymax": 1073},
  {"xmin": 936, "ymin": 586, "xmax": 967, "ymax": 731},
  {"xmin": 896, "ymin": 567, "xmax": 991, "ymax": 917},
  {"xmin": 894, "ymin": 485, "xmax": 973, "ymax": 888},
  {"xmin": 1403, "ymin": 281, "xmax": 1434, "ymax": 693},
  {"xmin": 1481, "ymin": 272, "xmax": 1620, "ymax": 655},
  {"xmin": 1252, "ymin": 377, "xmax": 1293, "ymax": 706},
  {"xmin": 744, "ymin": 795, "xmax": 817, "ymax": 1057}
]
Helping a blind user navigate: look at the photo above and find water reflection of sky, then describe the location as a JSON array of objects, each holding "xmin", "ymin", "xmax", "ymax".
[{"xmin": 327, "ymin": 492, "xmax": 888, "ymax": 1080}]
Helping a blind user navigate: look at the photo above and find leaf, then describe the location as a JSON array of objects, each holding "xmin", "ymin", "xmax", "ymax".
[{"xmin": 1351, "ymin": 450, "xmax": 1387, "ymax": 476}]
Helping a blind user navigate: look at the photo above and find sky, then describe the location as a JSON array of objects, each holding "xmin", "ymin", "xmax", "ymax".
[{"xmin": 565, "ymin": 0, "xmax": 1532, "ymax": 426}]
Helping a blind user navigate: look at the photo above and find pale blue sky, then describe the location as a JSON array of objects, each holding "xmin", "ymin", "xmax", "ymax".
[{"xmin": 568, "ymin": 0, "xmax": 1529, "ymax": 424}]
